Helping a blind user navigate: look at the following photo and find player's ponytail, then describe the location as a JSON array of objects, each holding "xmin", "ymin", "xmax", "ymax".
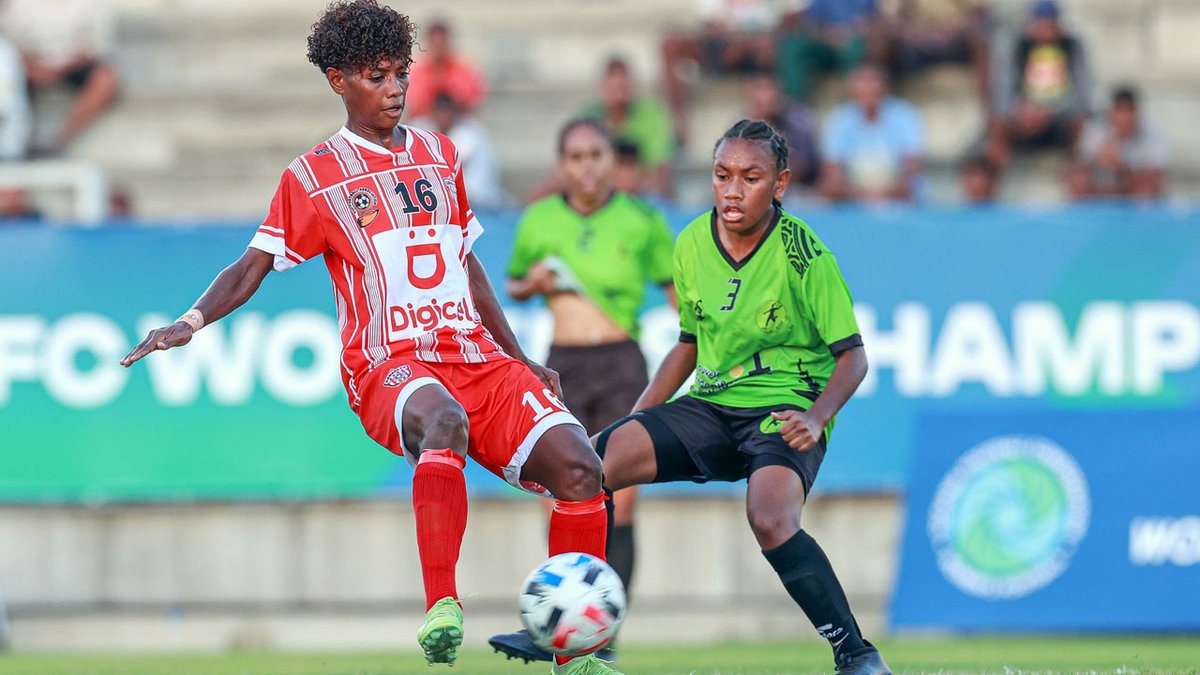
[{"xmin": 715, "ymin": 119, "xmax": 790, "ymax": 175}]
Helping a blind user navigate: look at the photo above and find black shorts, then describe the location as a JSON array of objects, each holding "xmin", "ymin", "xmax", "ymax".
[
  {"xmin": 633, "ymin": 395, "xmax": 826, "ymax": 495},
  {"xmin": 547, "ymin": 340, "xmax": 648, "ymax": 435}
]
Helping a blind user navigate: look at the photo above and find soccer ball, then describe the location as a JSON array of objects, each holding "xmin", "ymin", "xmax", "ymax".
[{"xmin": 519, "ymin": 552, "xmax": 627, "ymax": 657}]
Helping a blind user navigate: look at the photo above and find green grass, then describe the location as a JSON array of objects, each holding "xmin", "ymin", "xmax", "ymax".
[{"xmin": 0, "ymin": 637, "xmax": 1197, "ymax": 675}]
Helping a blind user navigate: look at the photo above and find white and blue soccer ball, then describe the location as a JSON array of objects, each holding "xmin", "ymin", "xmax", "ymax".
[{"xmin": 519, "ymin": 552, "xmax": 627, "ymax": 656}]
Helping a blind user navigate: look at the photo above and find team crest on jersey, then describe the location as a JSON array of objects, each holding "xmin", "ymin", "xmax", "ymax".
[
  {"xmin": 383, "ymin": 365, "xmax": 413, "ymax": 388},
  {"xmin": 756, "ymin": 300, "xmax": 786, "ymax": 333},
  {"xmin": 349, "ymin": 187, "xmax": 380, "ymax": 228}
]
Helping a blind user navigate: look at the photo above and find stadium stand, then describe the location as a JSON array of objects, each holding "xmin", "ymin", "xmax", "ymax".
[{"xmin": 46, "ymin": 0, "xmax": 1195, "ymax": 221}]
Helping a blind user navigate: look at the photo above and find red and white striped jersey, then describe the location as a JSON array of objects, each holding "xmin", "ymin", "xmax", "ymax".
[{"xmin": 249, "ymin": 126, "xmax": 507, "ymax": 406}]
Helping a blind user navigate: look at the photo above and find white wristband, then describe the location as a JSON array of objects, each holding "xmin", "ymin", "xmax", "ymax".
[{"xmin": 176, "ymin": 308, "xmax": 205, "ymax": 332}]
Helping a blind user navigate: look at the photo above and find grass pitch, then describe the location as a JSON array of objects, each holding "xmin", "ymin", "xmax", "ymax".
[{"xmin": 0, "ymin": 636, "xmax": 1197, "ymax": 674}]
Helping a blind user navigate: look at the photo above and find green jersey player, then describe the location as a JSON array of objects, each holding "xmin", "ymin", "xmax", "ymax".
[
  {"xmin": 491, "ymin": 119, "xmax": 889, "ymax": 674},
  {"xmin": 602, "ymin": 119, "xmax": 888, "ymax": 674}
]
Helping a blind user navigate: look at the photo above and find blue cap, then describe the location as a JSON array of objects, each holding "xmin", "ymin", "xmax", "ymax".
[{"xmin": 1030, "ymin": 0, "xmax": 1060, "ymax": 19}]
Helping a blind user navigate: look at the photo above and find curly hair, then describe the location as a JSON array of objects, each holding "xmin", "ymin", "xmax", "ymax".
[{"xmin": 307, "ymin": 0, "xmax": 416, "ymax": 73}]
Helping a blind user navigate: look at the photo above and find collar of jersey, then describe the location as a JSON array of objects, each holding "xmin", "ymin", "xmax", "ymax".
[{"xmin": 338, "ymin": 125, "xmax": 411, "ymax": 155}]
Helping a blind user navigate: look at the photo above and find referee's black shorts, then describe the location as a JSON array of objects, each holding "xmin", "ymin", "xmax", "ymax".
[{"xmin": 630, "ymin": 395, "xmax": 826, "ymax": 495}]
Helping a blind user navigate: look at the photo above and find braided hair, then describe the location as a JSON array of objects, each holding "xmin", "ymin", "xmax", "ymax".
[{"xmin": 714, "ymin": 119, "xmax": 790, "ymax": 174}]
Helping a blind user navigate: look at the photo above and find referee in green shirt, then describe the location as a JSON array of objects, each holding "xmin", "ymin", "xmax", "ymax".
[{"xmin": 501, "ymin": 119, "xmax": 676, "ymax": 661}]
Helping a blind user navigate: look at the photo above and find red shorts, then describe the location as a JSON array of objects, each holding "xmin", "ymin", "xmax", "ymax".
[{"xmin": 355, "ymin": 356, "xmax": 583, "ymax": 495}]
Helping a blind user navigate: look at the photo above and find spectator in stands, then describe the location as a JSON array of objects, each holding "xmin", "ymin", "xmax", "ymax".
[
  {"xmin": 819, "ymin": 63, "xmax": 925, "ymax": 203},
  {"xmin": 0, "ymin": 186, "xmax": 40, "ymax": 221},
  {"xmin": 0, "ymin": 0, "xmax": 119, "ymax": 155},
  {"xmin": 0, "ymin": 32, "xmax": 29, "ymax": 160},
  {"xmin": 878, "ymin": 0, "xmax": 990, "ymax": 112},
  {"xmin": 402, "ymin": 20, "xmax": 487, "ymax": 120},
  {"xmin": 776, "ymin": 0, "xmax": 879, "ymax": 104},
  {"xmin": 582, "ymin": 57, "xmax": 676, "ymax": 199},
  {"xmin": 961, "ymin": 154, "xmax": 998, "ymax": 204},
  {"xmin": 416, "ymin": 94, "xmax": 507, "ymax": 210},
  {"xmin": 612, "ymin": 140, "xmax": 644, "ymax": 196},
  {"xmin": 1067, "ymin": 87, "xmax": 1169, "ymax": 201},
  {"xmin": 660, "ymin": 0, "xmax": 780, "ymax": 144},
  {"xmin": 986, "ymin": 0, "xmax": 1091, "ymax": 169},
  {"xmin": 745, "ymin": 73, "xmax": 820, "ymax": 194}
]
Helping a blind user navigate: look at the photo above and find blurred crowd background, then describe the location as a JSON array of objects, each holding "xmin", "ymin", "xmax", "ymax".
[{"xmin": 0, "ymin": 0, "xmax": 1194, "ymax": 224}]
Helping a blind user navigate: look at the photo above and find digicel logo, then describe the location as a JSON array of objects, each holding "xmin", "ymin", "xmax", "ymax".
[{"xmin": 390, "ymin": 298, "xmax": 471, "ymax": 333}]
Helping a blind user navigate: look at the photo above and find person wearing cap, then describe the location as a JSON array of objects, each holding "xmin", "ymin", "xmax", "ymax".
[{"xmin": 985, "ymin": 0, "xmax": 1092, "ymax": 169}]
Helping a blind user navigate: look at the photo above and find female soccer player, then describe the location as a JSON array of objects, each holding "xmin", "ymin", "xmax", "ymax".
[
  {"xmin": 494, "ymin": 119, "xmax": 891, "ymax": 674},
  {"xmin": 492, "ymin": 119, "xmax": 675, "ymax": 663},
  {"xmin": 119, "ymin": 3, "xmax": 617, "ymax": 673}
]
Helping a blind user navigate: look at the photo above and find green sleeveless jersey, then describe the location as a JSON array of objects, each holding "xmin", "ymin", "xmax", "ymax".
[
  {"xmin": 675, "ymin": 208, "xmax": 863, "ymax": 422},
  {"xmin": 507, "ymin": 193, "xmax": 674, "ymax": 339}
]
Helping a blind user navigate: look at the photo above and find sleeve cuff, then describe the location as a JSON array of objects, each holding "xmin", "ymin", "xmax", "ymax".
[
  {"xmin": 248, "ymin": 231, "xmax": 298, "ymax": 272},
  {"xmin": 679, "ymin": 331, "xmax": 697, "ymax": 344},
  {"xmin": 828, "ymin": 333, "xmax": 863, "ymax": 356}
]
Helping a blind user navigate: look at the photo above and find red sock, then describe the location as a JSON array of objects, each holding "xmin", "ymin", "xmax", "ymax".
[
  {"xmin": 412, "ymin": 449, "xmax": 467, "ymax": 611},
  {"xmin": 548, "ymin": 493, "xmax": 608, "ymax": 559}
]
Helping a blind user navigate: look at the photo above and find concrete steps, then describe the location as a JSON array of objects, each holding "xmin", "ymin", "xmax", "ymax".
[{"xmin": 48, "ymin": 0, "xmax": 1200, "ymax": 219}]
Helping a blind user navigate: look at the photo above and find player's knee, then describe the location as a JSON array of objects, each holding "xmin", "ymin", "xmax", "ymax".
[
  {"xmin": 555, "ymin": 449, "xmax": 603, "ymax": 501},
  {"xmin": 746, "ymin": 507, "xmax": 800, "ymax": 549},
  {"xmin": 421, "ymin": 404, "xmax": 469, "ymax": 451}
]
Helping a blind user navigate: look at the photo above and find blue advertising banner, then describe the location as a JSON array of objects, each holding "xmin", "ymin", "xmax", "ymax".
[
  {"xmin": 891, "ymin": 410, "xmax": 1200, "ymax": 631},
  {"xmin": 1, "ymin": 204, "xmax": 1198, "ymax": 501}
]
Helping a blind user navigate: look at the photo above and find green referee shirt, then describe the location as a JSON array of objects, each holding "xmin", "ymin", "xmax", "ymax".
[
  {"xmin": 507, "ymin": 192, "xmax": 675, "ymax": 340},
  {"xmin": 674, "ymin": 207, "xmax": 863, "ymax": 432}
]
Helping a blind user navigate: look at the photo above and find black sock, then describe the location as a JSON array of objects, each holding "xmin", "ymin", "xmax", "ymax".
[
  {"xmin": 606, "ymin": 524, "xmax": 635, "ymax": 601},
  {"xmin": 763, "ymin": 529, "xmax": 868, "ymax": 662}
]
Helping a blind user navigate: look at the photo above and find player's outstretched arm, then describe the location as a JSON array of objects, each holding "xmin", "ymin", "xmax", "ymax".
[
  {"xmin": 774, "ymin": 345, "xmax": 868, "ymax": 452},
  {"xmin": 632, "ymin": 340, "xmax": 697, "ymax": 413},
  {"xmin": 120, "ymin": 248, "xmax": 275, "ymax": 367}
]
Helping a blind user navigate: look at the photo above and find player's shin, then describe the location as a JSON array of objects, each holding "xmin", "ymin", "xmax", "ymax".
[
  {"xmin": 412, "ymin": 448, "xmax": 468, "ymax": 609},
  {"xmin": 762, "ymin": 529, "xmax": 869, "ymax": 662},
  {"xmin": 548, "ymin": 493, "xmax": 608, "ymax": 559}
]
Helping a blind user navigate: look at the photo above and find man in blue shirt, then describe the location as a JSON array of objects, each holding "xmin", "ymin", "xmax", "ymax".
[{"xmin": 819, "ymin": 64, "xmax": 925, "ymax": 203}]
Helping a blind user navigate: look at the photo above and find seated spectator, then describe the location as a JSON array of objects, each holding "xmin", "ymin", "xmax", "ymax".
[
  {"xmin": 403, "ymin": 20, "xmax": 487, "ymax": 120},
  {"xmin": 415, "ymin": 94, "xmax": 507, "ymax": 210},
  {"xmin": 986, "ymin": 0, "xmax": 1091, "ymax": 169},
  {"xmin": 613, "ymin": 140, "xmax": 645, "ymax": 196},
  {"xmin": 879, "ymin": 0, "xmax": 990, "ymax": 112},
  {"xmin": 0, "ymin": 0, "xmax": 119, "ymax": 155},
  {"xmin": 961, "ymin": 154, "xmax": 998, "ymax": 204},
  {"xmin": 581, "ymin": 57, "xmax": 676, "ymax": 199},
  {"xmin": 776, "ymin": 0, "xmax": 880, "ymax": 103},
  {"xmin": 0, "ymin": 186, "xmax": 40, "ymax": 221},
  {"xmin": 661, "ymin": 0, "xmax": 780, "ymax": 144},
  {"xmin": 819, "ymin": 64, "xmax": 925, "ymax": 203},
  {"xmin": 0, "ymin": 33, "xmax": 30, "ymax": 160},
  {"xmin": 1067, "ymin": 87, "xmax": 1169, "ymax": 201},
  {"xmin": 744, "ymin": 73, "xmax": 820, "ymax": 192}
]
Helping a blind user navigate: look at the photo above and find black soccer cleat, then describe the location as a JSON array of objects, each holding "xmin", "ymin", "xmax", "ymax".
[
  {"xmin": 489, "ymin": 629, "xmax": 553, "ymax": 664},
  {"xmin": 488, "ymin": 629, "xmax": 617, "ymax": 665},
  {"xmin": 835, "ymin": 646, "xmax": 892, "ymax": 675}
]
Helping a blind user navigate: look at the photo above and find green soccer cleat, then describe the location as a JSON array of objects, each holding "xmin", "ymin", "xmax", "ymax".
[
  {"xmin": 416, "ymin": 597, "xmax": 464, "ymax": 666},
  {"xmin": 550, "ymin": 653, "xmax": 625, "ymax": 675}
]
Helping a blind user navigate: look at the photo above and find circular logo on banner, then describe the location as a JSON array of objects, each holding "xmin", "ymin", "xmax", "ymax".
[{"xmin": 927, "ymin": 436, "xmax": 1090, "ymax": 599}]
